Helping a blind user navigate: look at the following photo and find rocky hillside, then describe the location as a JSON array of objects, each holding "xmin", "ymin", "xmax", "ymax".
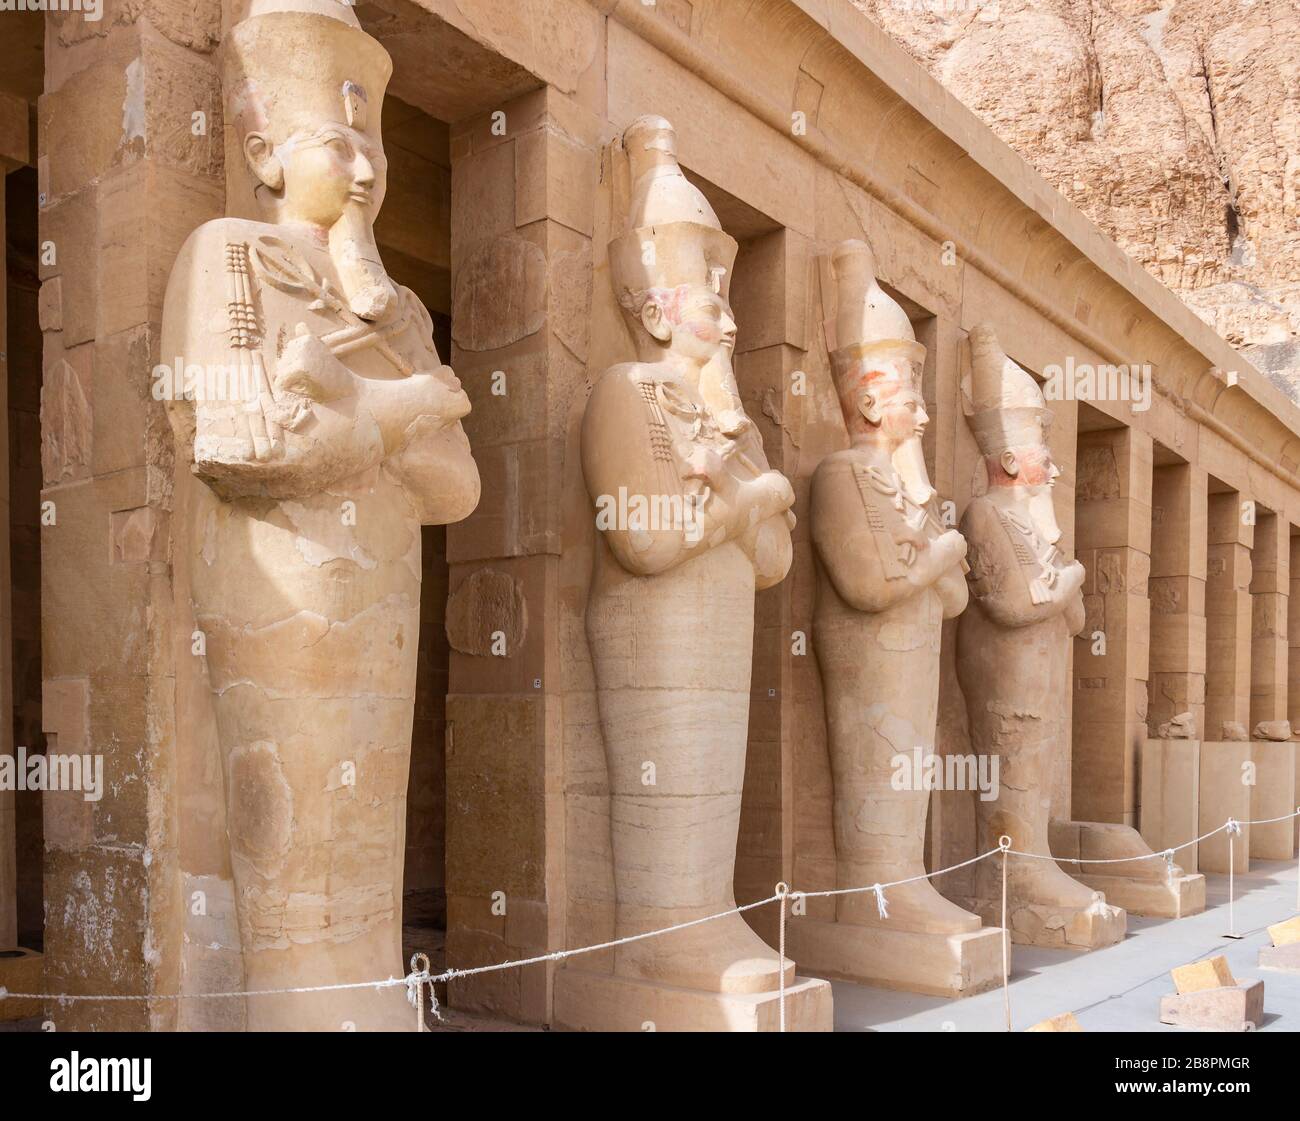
[{"xmin": 854, "ymin": 0, "xmax": 1300, "ymax": 395}]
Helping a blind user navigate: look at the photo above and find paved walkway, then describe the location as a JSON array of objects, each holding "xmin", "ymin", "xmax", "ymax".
[{"xmin": 831, "ymin": 858, "xmax": 1300, "ymax": 1032}]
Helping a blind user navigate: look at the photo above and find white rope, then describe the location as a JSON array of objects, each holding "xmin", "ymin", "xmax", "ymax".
[
  {"xmin": 5, "ymin": 808, "xmax": 1297, "ymax": 1011},
  {"xmin": 776, "ymin": 882, "xmax": 789, "ymax": 1034},
  {"xmin": 432, "ymin": 894, "xmax": 780, "ymax": 984},
  {"xmin": 796, "ymin": 847, "xmax": 1001, "ymax": 899},
  {"xmin": 1003, "ymin": 809, "xmax": 1300, "ymax": 866},
  {"xmin": 999, "ymin": 834, "xmax": 1011, "ymax": 1033},
  {"xmin": 871, "ymin": 883, "xmax": 889, "ymax": 919},
  {"xmin": 0, "ymin": 976, "xmax": 414, "ymax": 1004}
]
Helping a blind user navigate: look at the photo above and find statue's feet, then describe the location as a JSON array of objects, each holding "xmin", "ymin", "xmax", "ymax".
[
  {"xmin": 1008, "ymin": 856, "xmax": 1106, "ymax": 911},
  {"xmin": 1055, "ymin": 819, "xmax": 1185, "ymax": 880},
  {"xmin": 836, "ymin": 873, "xmax": 981, "ymax": 935},
  {"xmin": 615, "ymin": 911, "xmax": 794, "ymax": 995}
]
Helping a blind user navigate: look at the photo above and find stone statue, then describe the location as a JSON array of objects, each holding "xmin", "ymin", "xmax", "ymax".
[
  {"xmin": 1159, "ymin": 712, "xmax": 1197, "ymax": 739},
  {"xmin": 1253, "ymin": 720, "xmax": 1293, "ymax": 741},
  {"xmin": 956, "ymin": 325, "xmax": 1126, "ymax": 947},
  {"xmin": 161, "ymin": 0, "xmax": 478, "ymax": 1029},
  {"xmin": 573, "ymin": 116, "xmax": 808, "ymax": 1016},
  {"xmin": 788, "ymin": 241, "xmax": 1003, "ymax": 997}
]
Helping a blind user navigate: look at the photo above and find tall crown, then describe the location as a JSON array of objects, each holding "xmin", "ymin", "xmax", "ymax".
[
  {"xmin": 963, "ymin": 323, "xmax": 1050, "ymax": 455},
  {"xmin": 224, "ymin": 0, "xmax": 392, "ymax": 147},
  {"xmin": 826, "ymin": 239, "xmax": 924, "ymax": 402},
  {"xmin": 608, "ymin": 116, "xmax": 738, "ymax": 306}
]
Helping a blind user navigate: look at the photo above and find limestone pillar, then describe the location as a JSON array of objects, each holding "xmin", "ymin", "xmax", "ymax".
[
  {"xmin": 0, "ymin": 142, "xmax": 13, "ymax": 952},
  {"xmin": 443, "ymin": 87, "xmax": 596, "ymax": 1025},
  {"xmin": 1071, "ymin": 425, "xmax": 1152, "ymax": 825},
  {"xmin": 1148, "ymin": 461, "xmax": 1208, "ymax": 737},
  {"xmin": 1248, "ymin": 512, "xmax": 1294, "ymax": 859},
  {"xmin": 1249, "ymin": 512, "xmax": 1289, "ymax": 728},
  {"xmin": 1205, "ymin": 490, "xmax": 1254, "ymax": 738},
  {"xmin": 1291, "ymin": 532, "xmax": 1300, "ymax": 848},
  {"xmin": 1197, "ymin": 490, "xmax": 1255, "ymax": 874},
  {"xmin": 38, "ymin": 3, "xmax": 226, "ymax": 1030},
  {"xmin": 1061, "ymin": 427, "xmax": 1203, "ymax": 915},
  {"xmin": 730, "ymin": 226, "xmax": 810, "ymax": 947}
]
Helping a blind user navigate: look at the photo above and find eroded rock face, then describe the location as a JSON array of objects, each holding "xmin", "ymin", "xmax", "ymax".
[{"xmin": 855, "ymin": 0, "xmax": 1300, "ymax": 393}]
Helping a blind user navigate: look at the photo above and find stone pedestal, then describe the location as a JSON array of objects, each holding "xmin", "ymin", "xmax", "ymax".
[
  {"xmin": 966, "ymin": 892, "xmax": 1126, "ymax": 951},
  {"xmin": 0, "ymin": 947, "xmax": 42, "ymax": 1021},
  {"xmin": 1249, "ymin": 740, "xmax": 1297, "ymax": 860},
  {"xmin": 1140, "ymin": 737, "xmax": 1202, "ymax": 871},
  {"xmin": 1051, "ymin": 819, "xmax": 1205, "ymax": 918},
  {"xmin": 785, "ymin": 916, "xmax": 1005, "ymax": 997},
  {"xmin": 1258, "ymin": 943, "xmax": 1300, "ymax": 974},
  {"xmin": 1159, "ymin": 980, "xmax": 1264, "ymax": 1031},
  {"xmin": 1198, "ymin": 741, "xmax": 1252, "ymax": 873},
  {"xmin": 552, "ymin": 966, "xmax": 833, "ymax": 1032}
]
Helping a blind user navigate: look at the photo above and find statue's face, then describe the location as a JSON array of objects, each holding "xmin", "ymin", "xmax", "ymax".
[
  {"xmin": 275, "ymin": 122, "xmax": 388, "ymax": 227},
  {"xmin": 872, "ymin": 385, "xmax": 928, "ymax": 449},
  {"xmin": 992, "ymin": 441, "xmax": 1063, "ymax": 543},
  {"xmin": 994, "ymin": 442, "xmax": 1057, "ymax": 488},
  {"xmin": 852, "ymin": 367, "xmax": 926, "ymax": 451},
  {"xmin": 643, "ymin": 285, "xmax": 737, "ymax": 365}
]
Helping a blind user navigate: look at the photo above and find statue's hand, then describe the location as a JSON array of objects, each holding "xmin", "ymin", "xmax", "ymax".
[
  {"xmin": 932, "ymin": 528, "xmax": 967, "ymax": 568},
  {"xmin": 357, "ymin": 367, "xmax": 472, "ymax": 456},
  {"xmin": 1061, "ymin": 559, "xmax": 1086, "ymax": 596},
  {"xmin": 753, "ymin": 470, "xmax": 795, "ymax": 521},
  {"xmin": 274, "ymin": 325, "xmax": 354, "ymax": 403}
]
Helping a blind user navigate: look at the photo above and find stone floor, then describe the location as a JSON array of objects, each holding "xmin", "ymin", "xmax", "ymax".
[{"xmin": 832, "ymin": 858, "xmax": 1300, "ymax": 1032}]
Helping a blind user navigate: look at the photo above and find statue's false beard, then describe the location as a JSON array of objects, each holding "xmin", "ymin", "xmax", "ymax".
[
  {"xmin": 329, "ymin": 201, "xmax": 399, "ymax": 322},
  {"xmin": 892, "ymin": 435, "xmax": 935, "ymax": 507},
  {"xmin": 1026, "ymin": 486, "xmax": 1063, "ymax": 545},
  {"xmin": 697, "ymin": 348, "xmax": 748, "ymax": 438}
]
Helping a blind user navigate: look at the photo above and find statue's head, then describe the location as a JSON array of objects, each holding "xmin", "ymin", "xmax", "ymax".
[
  {"xmin": 828, "ymin": 239, "xmax": 932, "ymax": 499},
  {"xmin": 610, "ymin": 117, "xmax": 739, "ymax": 377},
  {"xmin": 965, "ymin": 323, "xmax": 1061, "ymax": 541},
  {"xmin": 225, "ymin": 1, "xmax": 392, "ymax": 229},
  {"xmin": 224, "ymin": 1, "xmax": 399, "ymax": 319}
]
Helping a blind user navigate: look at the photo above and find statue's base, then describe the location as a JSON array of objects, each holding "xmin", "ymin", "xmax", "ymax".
[
  {"xmin": 784, "ymin": 916, "xmax": 1005, "ymax": 997},
  {"xmin": 551, "ymin": 966, "xmax": 833, "ymax": 1032},
  {"xmin": 1159, "ymin": 980, "xmax": 1263, "ymax": 1031},
  {"xmin": 963, "ymin": 895, "xmax": 1126, "ymax": 950},
  {"xmin": 0, "ymin": 948, "xmax": 42, "ymax": 1021},
  {"xmin": 1069, "ymin": 871, "xmax": 1205, "ymax": 919},
  {"xmin": 1258, "ymin": 943, "xmax": 1300, "ymax": 974},
  {"xmin": 1049, "ymin": 819, "xmax": 1205, "ymax": 918}
]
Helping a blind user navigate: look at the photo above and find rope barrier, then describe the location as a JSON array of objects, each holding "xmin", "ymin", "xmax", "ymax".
[
  {"xmin": 776, "ymin": 882, "xmax": 789, "ymax": 1034},
  {"xmin": 3, "ymin": 807, "xmax": 1297, "ymax": 1028},
  {"xmin": 1000, "ymin": 834, "xmax": 1012, "ymax": 1033}
]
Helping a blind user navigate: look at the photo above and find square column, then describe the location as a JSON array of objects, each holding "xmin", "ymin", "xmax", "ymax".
[
  {"xmin": 1072, "ymin": 426, "xmax": 1152, "ymax": 824},
  {"xmin": 444, "ymin": 87, "xmax": 598, "ymax": 1026},
  {"xmin": 0, "ymin": 141, "xmax": 13, "ymax": 952},
  {"xmin": 1249, "ymin": 511, "xmax": 1289, "ymax": 728},
  {"xmin": 1148, "ymin": 461, "xmax": 1207, "ymax": 737},
  {"xmin": 1199, "ymin": 742, "xmax": 1252, "ymax": 873},
  {"xmin": 1205, "ymin": 491, "xmax": 1254, "ymax": 739},
  {"xmin": 38, "ymin": 9, "xmax": 225, "ymax": 1029},
  {"xmin": 1289, "ymin": 532, "xmax": 1300, "ymax": 848}
]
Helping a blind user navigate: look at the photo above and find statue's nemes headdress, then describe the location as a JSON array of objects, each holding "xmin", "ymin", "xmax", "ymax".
[
  {"xmin": 224, "ymin": 0, "xmax": 392, "ymax": 146},
  {"xmin": 826, "ymin": 239, "xmax": 925, "ymax": 410},
  {"xmin": 963, "ymin": 323, "xmax": 1051, "ymax": 456},
  {"xmin": 608, "ymin": 116, "xmax": 738, "ymax": 314}
]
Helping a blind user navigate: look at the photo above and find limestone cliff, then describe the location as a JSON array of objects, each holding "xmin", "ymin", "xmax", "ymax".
[{"xmin": 854, "ymin": 0, "xmax": 1300, "ymax": 395}]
